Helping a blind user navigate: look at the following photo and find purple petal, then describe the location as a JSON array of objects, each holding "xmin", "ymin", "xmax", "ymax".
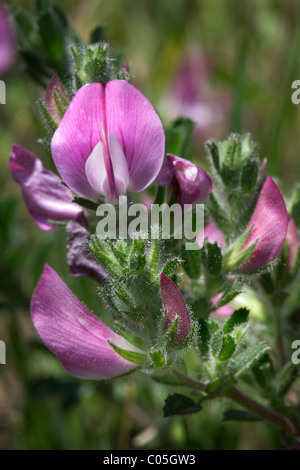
[
  {"xmin": 105, "ymin": 80, "xmax": 165, "ymax": 193},
  {"xmin": 45, "ymin": 74, "xmax": 68, "ymax": 124},
  {"xmin": 31, "ymin": 265, "xmax": 138, "ymax": 379},
  {"xmin": 286, "ymin": 215, "xmax": 299, "ymax": 270},
  {"xmin": 160, "ymin": 273, "xmax": 191, "ymax": 345},
  {"xmin": 51, "ymin": 81, "xmax": 165, "ymax": 200},
  {"xmin": 157, "ymin": 154, "xmax": 212, "ymax": 206},
  {"xmin": 0, "ymin": 6, "xmax": 15, "ymax": 76},
  {"xmin": 66, "ymin": 214, "xmax": 107, "ymax": 279},
  {"xmin": 9, "ymin": 145, "xmax": 82, "ymax": 231},
  {"xmin": 240, "ymin": 176, "xmax": 288, "ymax": 270}
]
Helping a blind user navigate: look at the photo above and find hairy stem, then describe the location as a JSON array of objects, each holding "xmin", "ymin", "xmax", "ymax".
[{"xmin": 225, "ymin": 386, "xmax": 299, "ymax": 437}]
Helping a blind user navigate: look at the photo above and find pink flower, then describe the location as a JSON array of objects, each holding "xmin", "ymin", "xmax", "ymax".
[
  {"xmin": 160, "ymin": 273, "xmax": 191, "ymax": 345},
  {"xmin": 156, "ymin": 154, "xmax": 212, "ymax": 206},
  {"xmin": 9, "ymin": 145, "xmax": 83, "ymax": 231},
  {"xmin": 161, "ymin": 49, "xmax": 229, "ymax": 140},
  {"xmin": 31, "ymin": 265, "xmax": 138, "ymax": 379},
  {"xmin": 0, "ymin": 5, "xmax": 15, "ymax": 76},
  {"xmin": 51, "ymin": 80, "xmax": 165, "ymax": 202},
  {"xmin": 285, "ymin": 216, "xmax": 299, "ymax": 270},
  {"xmin": 240, "ymin": 176, "xmax": 288, "ymax": 270}
]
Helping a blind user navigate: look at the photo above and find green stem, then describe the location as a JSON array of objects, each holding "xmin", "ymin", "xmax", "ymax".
[{"xmin": 225, "ymin": 386, "xmax": 299, "ymax": 437}]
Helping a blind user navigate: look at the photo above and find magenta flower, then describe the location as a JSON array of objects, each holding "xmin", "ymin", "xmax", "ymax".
[
  {"xmin": 156, "ymin": 154, "xmax": 212, "ymax": 206},
  {"xmin": 211, "ymin": 293, "xmax": 234, "ymax": 317},
  {"xmin": 161, "ymin": 49, "xmax": 229, "ymax": 140},
  {"xmin": 0, "ymin": 5, "xmax": 15, "ymax": 76},
  {"xmin": 31, "ymin": 265, "xmax": 138, "ymax": 379},
  {"xmin": 9, "ymin": 145, "xmax": 83, "ymax": 231},
  {"xmin": 160, "ymin": 273, "xmax": 191, "ymax": 345},
  {"xmin": 66, "ymin": 214, "xmax": 107, "ymax": 279},
  {"xmin": 285, "ymin": 216, "xmax": 299, "ymax": 270},
  {"xmin": 240, "ymin": 176, "xmax": 288, "ymax": 270},
  {"xmin": 51, "ymin": 80, "xmax": 165, "ymax": 202}
]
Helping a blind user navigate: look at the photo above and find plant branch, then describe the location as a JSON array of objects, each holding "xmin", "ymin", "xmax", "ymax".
[{"xmin": 225, "ymin": 386, "xmax": 299, "ymax": 437}]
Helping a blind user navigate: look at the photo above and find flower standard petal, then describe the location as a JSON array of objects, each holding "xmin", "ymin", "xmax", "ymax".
[
  {"xmin": 9, "ymin": 145, "xmax": 82, "ymax": 231},
  {"xmin": 51, "ymin": 81, "xmax": 165, "ymax": 200},
  {"xmin": 31, "ymin": 265, "xmax": 138, "ymax": 379},
  {"xmin": 160, "ymin": 273, "xmax": 191, "ymax": 345},
  {"xmin": 240, "ymin": 176, "xmax": 288, "ymax": 270},
  {"xmin": 105, "ymin": 80, "xmax": 165, "ymax": 193}
]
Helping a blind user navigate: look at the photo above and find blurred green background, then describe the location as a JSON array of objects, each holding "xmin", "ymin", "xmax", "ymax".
[{"xmin": 1, "ymin": 0, "xmax": 300, "ymax": 450}]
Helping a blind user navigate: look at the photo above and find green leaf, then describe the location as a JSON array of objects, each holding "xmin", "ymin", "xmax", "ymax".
[
  {"xmin": 182, "ymin": 246, "xmax": 202, "ymax": 279},
  {"xmin": 88, "ymin": 237, "xmax": 122, "ymax": 278},
  {"xmin": 223, "ymin": 226, "xmax": 257, "ymax": 271},
  {"xmin": 206, "ymin": 141, "xmax": 220, "ymax": 172},
  {"xmin": 197, "ymin": 319, "xmax": 211, "ymax": 358},
  {"xmin": 211, "ymin": 330, "xmax": 223, "ymax": 358},
  {"xmin": 108, "ymin": 341, "xmax": 146, "ymax": 365},
  {"xmin": 241, "ymin": 159, "xmax": 259, "ymax": 194},
  {"xmin": 218, "ymin": 335, "xmax": 236, "ymax": 361},
  {"xmin": 229, "ymin": 341, "xmax": 270, "ymax": 378},
  {"xmin": 223, "ymin": 308, "xmax": 249, "ymax": 334},
  {"xmin": 202, "ymin": 241, "xmax": 222, "ymax": 276},
  {"xmin": 214, "ymin": 283, "xmax": 243, "ymax": 310},
  {"xmin": 163, "ymin": 393, "xmax": 201, "ymax": 417},
  {"xmin": 223, "ymin": 409, "xmax": 262, "ymax": 422},
  {"xmin": 113, "ymin": 322, "xmax": 148, "ymax": 351}
]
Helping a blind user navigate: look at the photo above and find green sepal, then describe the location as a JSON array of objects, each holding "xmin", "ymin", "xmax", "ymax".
[{"xmin": 107, "ymin": 341, "xmax": 146, "ymax": 365}]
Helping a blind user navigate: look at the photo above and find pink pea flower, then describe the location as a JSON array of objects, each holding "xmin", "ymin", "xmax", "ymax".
[
  {"xmin": 240, "ymin": 176, "xmax": 288, "ymax": 270},
  {"xmin": 51, "ymin": 80, "xmax": 165, "ymax": 203},
  {"xmin": 66, "ymin": 214, "xmax": 107, "ymax": 279},
  {"xmin": 285, "ymin": 215, "xmax": 299, "ymax": 271},
  {"xmin": 161, "ymin": 49, "xmax": 229, "ymax": 140},
  {"xmin": 9, "ymin": 145, "xmax": 83, "ymax": 231},
  {"xmin": 0, "ymin": 5, "xmax": 15, "ymax": 76},
  {"xmin": 31, "ymin": 265, "xmax": 138, "ymax": 379},
  {"xmin": 156, "ymin": 154, "xmax": 212, "ymax": 206},
  {"xmin": 160, "ymin": 273, "xmax": 191, "ymax": 345}
]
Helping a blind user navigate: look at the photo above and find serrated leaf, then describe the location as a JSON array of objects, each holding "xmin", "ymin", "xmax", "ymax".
[
  {"xmin": 229, "ymin": 341, "xmax": 270, "ymax": 378},
  {"xmin": 163, "ymin": 393, "xmax": 201, "ymax": 417},
  {"xmin": 218, "ymin": 335, "xmax": 236, "ymax": 361},
  {"xmin": 223, "ymin": 308, "xmax": 249, "ymax": 334}
]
